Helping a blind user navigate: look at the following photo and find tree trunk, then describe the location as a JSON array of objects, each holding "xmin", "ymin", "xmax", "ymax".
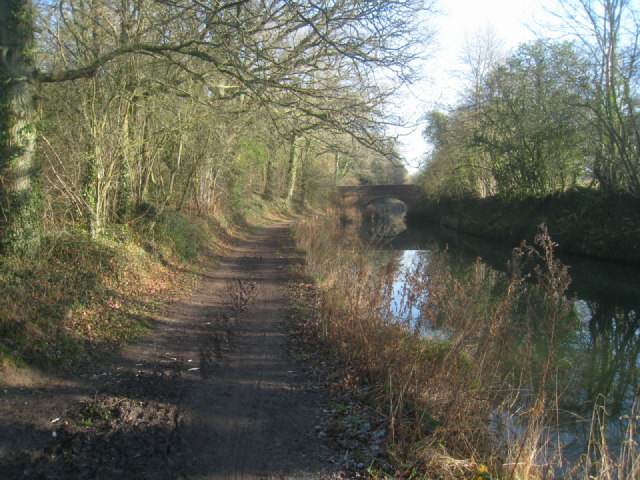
[
  {"xmin": 262, "ymin": 157, "xmax": 274, "ymax": 200},
  {"xmin": 0, "ymin": 0, "xmax": 39, "ymax": 251},
  {"xmin": 299, "ymin": 138, "xmax": 312, "ymax": 205},
  {"xmin": 286, "ymin": 136, "xmax": 301, "ymax": 205}
]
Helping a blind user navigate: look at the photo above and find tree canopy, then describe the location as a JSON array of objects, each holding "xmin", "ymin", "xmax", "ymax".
[
  {"xmin": 417, "ymin": 0, "xmax": 640, "ymax": 201},
  {"xmin": 1, "ymin": 0, "xmax": 432, "ymax": 248}
]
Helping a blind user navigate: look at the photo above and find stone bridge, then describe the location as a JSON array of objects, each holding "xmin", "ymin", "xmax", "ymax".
[{"xmin": 337, "ymin": 184, "xmax": 425, "ymax": 210}]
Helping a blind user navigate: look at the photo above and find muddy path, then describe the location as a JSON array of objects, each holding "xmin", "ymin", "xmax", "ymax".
[{"xmin": 1, "ymin": 220, "xmax": 341, "ymax": 479}]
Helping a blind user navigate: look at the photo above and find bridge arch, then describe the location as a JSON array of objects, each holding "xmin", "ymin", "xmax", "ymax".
[{"xmin": 337, "ymin": 184, "xmax": 424, "ymax": 210}]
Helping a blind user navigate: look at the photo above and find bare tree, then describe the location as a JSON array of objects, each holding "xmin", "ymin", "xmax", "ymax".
[
  {"xmin": 1, "ymin": 0, "xmax": 437, "ymax": 245},
  {"xmin": 555, "ymin": 0, "xmax": 640, "ymax": 196},
  {"xmin": 458, "ymin": 23, "xmax": 507, "ymax": 111}
]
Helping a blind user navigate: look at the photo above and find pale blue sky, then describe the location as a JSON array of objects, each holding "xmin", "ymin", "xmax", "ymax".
[{"xmin": 398, "ymin": 0, "xmax": 554, "ymax": 172}]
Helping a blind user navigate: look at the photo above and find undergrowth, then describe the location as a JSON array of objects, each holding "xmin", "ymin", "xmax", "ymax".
[
  {"xmin": 0, "ymin": 209, "xmax": 238, "ymax": 369},
  {"xmin": 295, "ymin": 207, "xmax": 639, "ymax": 479}
]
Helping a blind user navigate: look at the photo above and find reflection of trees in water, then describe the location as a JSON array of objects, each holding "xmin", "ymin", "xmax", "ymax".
[
  {"xmin": 412, "ymin": 230, "xmax": 640, "ymax": 419},
  {"xmin": 364, "ymin": 197, "xmax": 408, "ymax": 237},
  {"xmin": 551, "ymin": 302, "xmax": 640, "ymax": 458},
  {"xmin": 387, "ymin": 225, "xmax": 640, "ymax": 459},
  {"xmin": 576, "ymin": 303, "xmax": 640, "ymax": 416},
  {"xmin": 398, "ymin": 245, "xmax": 639, "ymax": 416}
]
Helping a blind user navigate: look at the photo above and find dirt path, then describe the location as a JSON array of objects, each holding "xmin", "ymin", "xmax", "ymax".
[{"xmin": 1, "ymin": 220, "xmax": 340, "ymax": 479}]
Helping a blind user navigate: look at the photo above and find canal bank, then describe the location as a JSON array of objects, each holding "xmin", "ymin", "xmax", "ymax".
[
  {"xmin": 405, "ymin": 188, "xmax": 640, "ymax": 265},
  {"xmin": 295, "ymin": 207, "xmax": 640, "ymax": 479}
]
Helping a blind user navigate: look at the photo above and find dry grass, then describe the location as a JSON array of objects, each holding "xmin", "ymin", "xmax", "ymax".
[
  {"xmin": 295, "ymin": 207, "xmax": 638, "ymax": 479},
  {"xmin": 0, "ymin": 230, "xmax": 193, "ymax": 368},
  {"xmin": 568, "ymin": 392, "xmax": 640, "ymax": 480}
]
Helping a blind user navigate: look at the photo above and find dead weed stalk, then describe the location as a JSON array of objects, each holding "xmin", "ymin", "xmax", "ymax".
[{"xmin": 295, "ymin": 212, "xmax": 631, "ymax": 479}]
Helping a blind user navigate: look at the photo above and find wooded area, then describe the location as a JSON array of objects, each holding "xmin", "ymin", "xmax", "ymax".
[
  {"xmin": 1, "ymin": 0, "xmax": 425, "ymax": 253},
  {"xmin": 417, "ymin": 0, "xmax": 640, "ymax": 202},
  {"xmin": 2, "ymin": 3, "xmax": 640, "ymax": 478}
]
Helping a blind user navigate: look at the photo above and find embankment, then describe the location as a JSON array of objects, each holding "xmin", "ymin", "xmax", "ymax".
[
  {"xmin": 406, "ymin": 188, "xmax": 640, "ymax": 265},
  {"xmin": 0, "ymin": 195, "xmax": 290, "ymax": 369}
]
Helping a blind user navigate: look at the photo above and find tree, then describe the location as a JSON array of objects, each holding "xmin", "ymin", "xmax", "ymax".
[
  {"xmin": 419, "ymin": 40, "xmax": 590, "ymax": 200},
  {"xmin": 418, "ymin": 27, "xmax": 506, "ymax": 200},
  {"xmin": 0, "ymin": 0, "xmax": 39, "ymax": 251},
  {"xmin": 458, "ymin": 24, "xmax": 507, "ymax": 112},
  {"xmin": 475, "ymin": 41, "xmax": 588, "ymax": 197},
  {"xmin": 419, "ymin": 109, "xmax": 483, "ymax": 199},
  {"xmin": 0, "ymin": 0, "xmax": 436, "ymax": 245},
  {"xmin": 556, "ymin": 0, "xmax": 640, "ymax": 196}
]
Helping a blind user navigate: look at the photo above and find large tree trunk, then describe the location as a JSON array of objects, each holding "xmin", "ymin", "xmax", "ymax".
[{"xmin": 0, "ymin": 0, "xmax": 39, "ymax": 251}]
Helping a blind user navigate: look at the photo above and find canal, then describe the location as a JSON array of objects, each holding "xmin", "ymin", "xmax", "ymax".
[{"xmin": 368, "ymin": 212, "xmax": 640, "ymax": 465}]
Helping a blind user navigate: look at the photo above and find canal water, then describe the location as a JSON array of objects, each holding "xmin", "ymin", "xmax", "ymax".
[{"xmin": 367, "ymin": 209, "xmax": 640, "ymax": 465}]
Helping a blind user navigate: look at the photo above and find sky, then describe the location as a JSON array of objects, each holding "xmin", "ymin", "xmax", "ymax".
[{"xmin": 397, "ymin": 0, "xmax": 554, "ymax": 173}]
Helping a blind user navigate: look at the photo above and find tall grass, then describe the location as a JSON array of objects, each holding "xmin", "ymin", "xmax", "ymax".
[
  {"xmin": 568, "ymin": 392, "xmax": 640, "ymax": 480},
  {"xmin": 295, "ymin": 208, "xmax": 638, "ymax": 479}
]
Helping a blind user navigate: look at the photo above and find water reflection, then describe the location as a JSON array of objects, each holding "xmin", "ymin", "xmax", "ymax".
[
  {"xmin": 382, "ymin": 225, "xmax": 640, "ymax": 462},
  {"xmin": 362, "ymin": 197, "xmax": 408, "ymax": 237}
]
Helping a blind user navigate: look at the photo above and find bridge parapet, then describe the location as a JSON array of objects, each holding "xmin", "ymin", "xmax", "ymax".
[{"xmin": 337, "ymin": 184, "xmax": 425, "ymax": 210}]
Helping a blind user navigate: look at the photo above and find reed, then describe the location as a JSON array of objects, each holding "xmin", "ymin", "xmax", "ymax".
[
  {"xmin": 295, "ymin": 209, "xmax": 637, "ymax": 479},
  {"xmin": 567, "ymin": 391, "xmax": 640, "ymax": 480}
]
